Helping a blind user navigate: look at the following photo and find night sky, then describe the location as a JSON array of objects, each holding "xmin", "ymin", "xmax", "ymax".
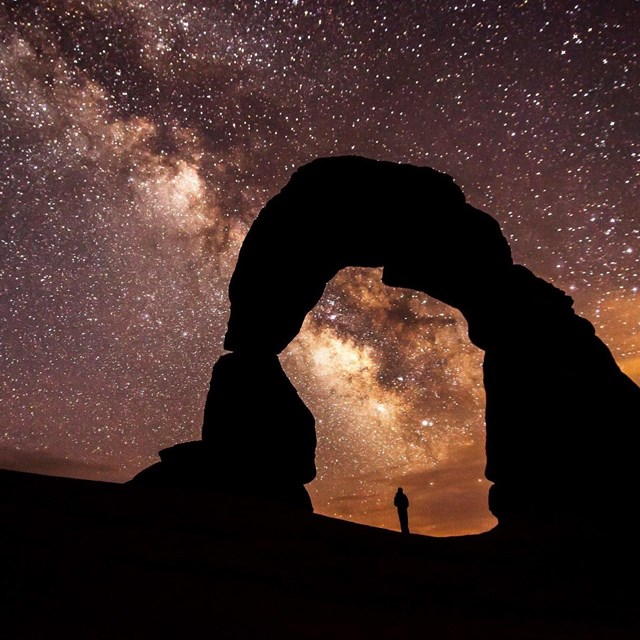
[{"xmin": 1, "ymin": 0, "xmax": 638, "ymax": 536}]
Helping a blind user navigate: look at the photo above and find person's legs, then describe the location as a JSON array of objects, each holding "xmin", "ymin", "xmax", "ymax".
[{"xmin": 399, "ymin": 509, "xmax": 410, "ymax": 534}]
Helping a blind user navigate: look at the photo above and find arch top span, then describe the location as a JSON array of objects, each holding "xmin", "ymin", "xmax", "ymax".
[{"xmin": 224, "ymin": 155, "xmax": 513, "ymax": 354}]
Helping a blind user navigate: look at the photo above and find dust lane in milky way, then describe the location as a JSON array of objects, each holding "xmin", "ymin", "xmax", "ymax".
[{"xmin": 1, "ymin": 1, "xmax": 638, "ymax": 535}]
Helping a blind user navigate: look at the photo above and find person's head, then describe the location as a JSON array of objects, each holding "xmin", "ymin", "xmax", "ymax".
[{"xmin": 397, "ymin": 487, "xmax": 403, "ymax": 493}]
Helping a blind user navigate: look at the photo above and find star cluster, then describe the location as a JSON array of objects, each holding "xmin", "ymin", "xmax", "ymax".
[{"xmin": 1, "ymin": 1, "xmax": 638, "ymax": 535}]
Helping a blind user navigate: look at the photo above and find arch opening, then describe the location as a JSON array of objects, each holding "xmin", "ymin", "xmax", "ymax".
[{"xmin": 279, "ymin": 265, "xmax": 494, "ymax": 535}]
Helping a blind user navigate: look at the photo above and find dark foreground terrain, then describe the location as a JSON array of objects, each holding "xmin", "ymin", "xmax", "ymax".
[{"xmin": 1, "ymin": 468, "xmax": 636, "ymax": 639}]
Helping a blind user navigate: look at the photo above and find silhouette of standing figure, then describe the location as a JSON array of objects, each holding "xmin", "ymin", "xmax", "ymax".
[{"xmin": 394, "ymin": 487, "xmax": 410, "ymax": 534}]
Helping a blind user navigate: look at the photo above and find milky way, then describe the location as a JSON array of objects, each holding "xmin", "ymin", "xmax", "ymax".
[{"xmin": 1, "ymin": 1, "xmax": 638, "ymax": 535}]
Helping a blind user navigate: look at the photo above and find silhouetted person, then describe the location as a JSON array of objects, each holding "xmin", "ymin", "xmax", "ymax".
[{"xmin": 394, "ymin": 487, "xmax": 410, "ymax": 534}]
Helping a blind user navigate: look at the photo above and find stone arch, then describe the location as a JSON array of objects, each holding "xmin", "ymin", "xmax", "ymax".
[{"xmin": 137, "ymin": 156, "xmax": 640, "ymax": 528}]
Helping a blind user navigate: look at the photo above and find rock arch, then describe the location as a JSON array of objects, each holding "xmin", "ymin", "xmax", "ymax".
[{"xmin": 137, "ymin": 157, "xmax": 640, "ymax": 528}]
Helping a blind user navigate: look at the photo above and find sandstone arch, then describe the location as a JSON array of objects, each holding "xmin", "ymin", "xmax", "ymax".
[{"xmin": 138, "ymin": 157, "xmax": 640, "ymax": 529}]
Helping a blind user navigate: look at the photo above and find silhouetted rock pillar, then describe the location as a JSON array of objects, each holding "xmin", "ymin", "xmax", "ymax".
[
  {"xmin": 129, "ymin": 353, "xmax": 316, "ymax": 510},
  {"xmin": 130, "ymin": 351, "xmax": 316, "ymax": 508},
  {"xmin": 200, "ymin": 351, "xmax": 316, "ymax": 505},
  {"xmin": 462, "ymin": 265, "xmax": 640, "ymax": 528}
]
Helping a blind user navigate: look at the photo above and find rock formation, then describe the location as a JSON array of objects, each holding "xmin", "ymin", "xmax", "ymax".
[
  {"xmin": 130, "ymin": 351, "xmax": 315, "ymax": 510},
  {"xmin": 132, "ymin": 155, "xmax": 640, "ymax": 528}
]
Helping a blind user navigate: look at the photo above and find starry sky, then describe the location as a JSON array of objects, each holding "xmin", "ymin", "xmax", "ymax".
[{"xmin": 1, "ymin": 0, "xmax": 639, "ymax": 536}]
